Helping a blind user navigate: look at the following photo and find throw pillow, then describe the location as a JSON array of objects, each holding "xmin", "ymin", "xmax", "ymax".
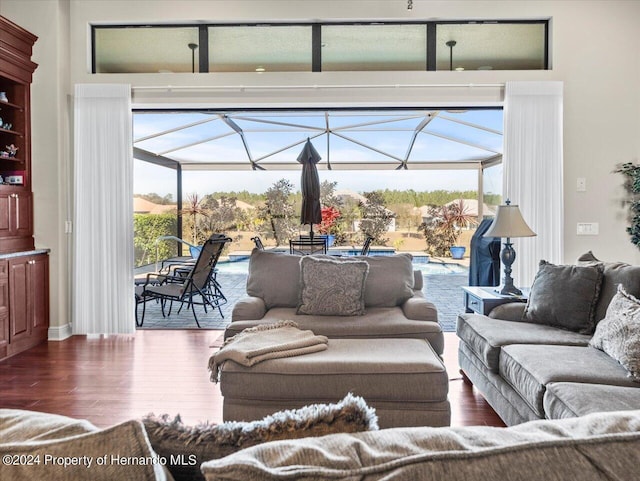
[
  {"xmin": 576, "ymin": 251, "xmax": 640, "ymax": 323},
  {"xmin": 590, "ymin": 285, "xmax": 640, "ymax": 382},
  {"xmin": 143, "ymin": 393, "xmax": 378, "ymax": 481},
  {"xmin": 245, "ymin": 249, "xmax": 301, "ymax": 308},
  {"xmin": 297, "ymin": 256, "xmax": 369, "ymax": 316},
  {"xmin": 522, "ymin": 260, "xmax": 604, "ymax": 334},
  {"xmin": 319, "ymin": 253, "xmax": 415, "ymax": 307}
]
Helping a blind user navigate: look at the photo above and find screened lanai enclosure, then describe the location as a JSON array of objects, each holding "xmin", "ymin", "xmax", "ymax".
[{"xmin": 132, "ymin": 107, "xmax": 503, "ymax": 261}]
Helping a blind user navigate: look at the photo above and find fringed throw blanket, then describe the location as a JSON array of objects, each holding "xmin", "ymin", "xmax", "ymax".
[{"xmin": 209, "ymin": 320, "xmax": 328, "ymax": 383}]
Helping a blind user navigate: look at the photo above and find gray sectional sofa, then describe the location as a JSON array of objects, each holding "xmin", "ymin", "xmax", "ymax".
[
  {"xmin": 226, "ymin": 248, "xmax": 444, "ymax": 355},
  {"xmin": 457, "ymin": 253, "xmax": 640, "ymax": 426},
  {"xmin": 4, "ymin": 407, "xmax": 640, "ymax": 481}
]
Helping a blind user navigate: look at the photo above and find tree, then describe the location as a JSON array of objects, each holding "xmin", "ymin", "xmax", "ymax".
[
  {"xmin": 320, "ymin": 180, "xmax": 341, "ymax": 208},
  {"xmin": 198, "ymin": 195, "xmax": 242, "ymax": 235},
  {"xmin": 133, "ymin": 213, "xmax": 178, "ymax": 267},
  {"xmin": 180, "ymin": 193, "xmax": 207, "ymax": 245},
  {"xmin": 418, "ymin": 199, "xmax": 477, "ymax": 256},
  {"xmin": 358, "ymin": 191, "xmax": 393, "ymax": 245},
  {"xmin": 135, "ymin": 192, "xmax": 174, "ymax": 205},
  {"xmin": 256, "ymin": 179, "xmax": 298, "ymax": 246}
]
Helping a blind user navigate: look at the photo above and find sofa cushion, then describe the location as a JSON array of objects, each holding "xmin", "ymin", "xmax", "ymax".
[
  {"xmin": 499, "ymin": 344, "xmax": 638, "ymax": 418},
  {"xmin": 226, "ymin": 306, "xmax": 444, "ymax": 355},
  {"xmin": 590, "ymin": 285, "xmax": 640, "ymax": 381},
  {"xmin": 456, "ymin": 314, "xmax": 591, "ymax": 373},
  {"xmin": 201, "ymin": 410, "xmax": 640, "ymax": 481},
  {"xmin": 246, "ymin": 249, "xmax": 301, "ymax": 308},
  {"xmin": 577, "ymin": 251, "xmax": 640, "ymax": 322},
  {"xmin": 0, "ymin": 409, "xmax": 168, "ymax": 481},
  {"xmin": 319, "ymin": 253, "xmax": 415, "ymax": 307},
  {"xmin": 143, "ymin": 393, "xmax": 378, "ymax": 481},
  {"xmin": 544, "ymin": 382, "xmax": 640, "ymax": 419},
  {"xmin": 297, "ymin": 256, "xmax": 368, "ymax": 316},
  {"xmin": 523, "ymin": 260, "xmax": 603, "ymax": 334}
]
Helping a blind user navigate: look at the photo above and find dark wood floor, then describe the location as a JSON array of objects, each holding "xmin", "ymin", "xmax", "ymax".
[{"xmin": 0, "ymin": 331, "xmax": 504, "ymax": 429}]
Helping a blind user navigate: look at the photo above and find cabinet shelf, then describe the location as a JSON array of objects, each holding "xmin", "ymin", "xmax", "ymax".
[
  {"xmin": 0, "ymin": 100, "xmax": 23, "ymax": 111},
  {"xmin": 0, "ymin": 156, "xmax": 23, "ymax": 163},
  {"xmin": 0, "ymin": 128, "xmax": 23, "ymax": 136}
]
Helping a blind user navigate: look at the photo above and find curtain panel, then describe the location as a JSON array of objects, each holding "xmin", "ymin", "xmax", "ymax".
[
  {"xmin": 73, "ymin": 84, "xmax": 134, "ymax": 335},
  {"xmin": 504, "ymin": 81, "xmax": 564, "ymax": 287}
]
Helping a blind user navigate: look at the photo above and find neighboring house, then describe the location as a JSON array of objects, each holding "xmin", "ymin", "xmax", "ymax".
[{"xmin": 417, "ymin": 199, "xmax": 496, "ymax": 225}]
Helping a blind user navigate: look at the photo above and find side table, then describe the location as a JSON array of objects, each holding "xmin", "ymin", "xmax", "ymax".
[{"xmin": 462, "ymin": 286, "xmax": 529, "ymax": 316}]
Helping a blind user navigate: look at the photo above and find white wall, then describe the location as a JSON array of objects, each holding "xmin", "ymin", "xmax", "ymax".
[{"xmin": 1, "ymin": 0, "xmax": 639, "ymax": 330}]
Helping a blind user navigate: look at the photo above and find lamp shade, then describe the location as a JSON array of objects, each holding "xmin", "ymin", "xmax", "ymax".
[{"xmin": 484, "ymin": 203, "xmax": 536, "ymax": 239}]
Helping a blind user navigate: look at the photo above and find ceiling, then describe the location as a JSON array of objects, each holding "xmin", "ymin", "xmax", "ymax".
[{"xmin": 133, "ymin": 108, "xmax": 503, "ymax": 171}]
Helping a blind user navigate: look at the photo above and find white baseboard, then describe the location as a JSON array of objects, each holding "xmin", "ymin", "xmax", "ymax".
[{"xmin": 48, "ymin": 323, "xmax": 72, "ymax": 341}]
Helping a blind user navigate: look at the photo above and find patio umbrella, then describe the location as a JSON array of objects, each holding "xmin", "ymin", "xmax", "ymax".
[{"xmin": 297, "ymin": 138, "xmax": 322, "ymax": 239}]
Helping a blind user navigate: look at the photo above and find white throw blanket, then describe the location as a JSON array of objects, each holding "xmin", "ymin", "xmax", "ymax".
[{"xmin": 209, "ymin": 320, "xmax": 329, "ymax": 383}]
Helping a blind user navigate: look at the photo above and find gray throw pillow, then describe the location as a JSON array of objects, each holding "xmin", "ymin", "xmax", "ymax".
[
  {"xmin": 523, "ymin": 260, "xmax": 603, "ymax": 334},
  {"xmin": 143, "ymin": 393, "xmax": 378, "ymax": 481},
  {"xmin": 576, "ymin": 251, "xmax": 640, "ymax": 322},
  {"xmin": 297, "ymin": 256, "xmax": 369, "ymax": 316},
  {"xmin": 318, "ymin": 253, "xmax": 415, "ymax": 307},
  {"xmin": 590, "ymin": 285, "xmax": 640, "ymax": 382},
  {"xmin": 245, "ymin": 249, "xmax": 301, "ymax": 308}
]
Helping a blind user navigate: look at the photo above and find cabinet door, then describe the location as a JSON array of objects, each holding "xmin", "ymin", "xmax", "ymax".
[
  {"xmin": 13, "ymin": 191, "xmax": 32, "ymax": 238},
  {"xmin": 8, "ymin": 257, "xmax": 29, "ymax": 345},
  {"xmin": 0, "ymin": 193, "xmax": 10, "ymax": 236},
  {"xmin": 0, "ymin": 261, "xmax": 8, "ymax": 359},
  {"xmin": 0, "ymin": 191, "xmax": 34, "ymax": 253},
  {"xmin": 7, "ymin": 254, "xmax": 48, "ymax": 356}
]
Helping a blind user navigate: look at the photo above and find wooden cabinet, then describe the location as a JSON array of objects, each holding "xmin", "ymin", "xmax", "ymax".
[
  {"xmin": 0, "ymin": 17, "xmax": 48, "ymax": 361},
  {"xmin": 7, "ymin": 253, "xmax": 48, "ymax": 356},
  {"xmin": 0, "ymin": 16, "xmax": 37, "ymax": 255}
]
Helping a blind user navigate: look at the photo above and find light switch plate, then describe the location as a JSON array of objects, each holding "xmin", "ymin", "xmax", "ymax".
[
  {"xmin": 577, "ymin": 222, "xmax": 599, "ymax": 235},
  {"xmin": 576, "ymin": 177, "xmax": 586, "ymax": 192}
]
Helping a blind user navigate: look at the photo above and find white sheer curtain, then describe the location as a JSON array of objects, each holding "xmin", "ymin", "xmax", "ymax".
[
  {"xmin": 73, "ymin": 84, "xmax": 134, "ymax": 335},
  {"xmin": 503, "ymin": 81, "xmax": 564, "ymax": 287}
]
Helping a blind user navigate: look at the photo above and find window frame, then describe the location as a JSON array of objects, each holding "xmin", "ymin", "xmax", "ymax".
[{"xmin": 92, "ymin": 19, "xmax": 549, "ymax": 74}]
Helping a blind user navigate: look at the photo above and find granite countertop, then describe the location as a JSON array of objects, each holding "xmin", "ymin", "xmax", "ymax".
[{"xmin": 0, "ymin": 248, "xmax": 50, "ymax": 259}]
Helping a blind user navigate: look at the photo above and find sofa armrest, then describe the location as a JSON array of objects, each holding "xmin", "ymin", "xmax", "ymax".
[
  {"xmin": 231, "ymin": 296, "xmax": 267, "ymax": 321},
  {"xmin": 401, "ymin": 292, "xmax": 438, "ymax": 322},
  {"xmin": 488, "ymin": 302, "xmax": 526, "ymax": 321}
]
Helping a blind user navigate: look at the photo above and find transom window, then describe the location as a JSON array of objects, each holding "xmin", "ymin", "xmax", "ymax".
[{"xmin": 93, "ymin": 20, "xmax": 548, "ymax": 73}]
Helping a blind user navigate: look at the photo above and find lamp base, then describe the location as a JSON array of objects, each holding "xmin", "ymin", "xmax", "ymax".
[
  {"xmin": 495, "ymin": 284, "xmax": 523, "ymax": 297},
  {"xmin": 498, "ymin": 238, "xmax": 522, "ymax": 297}
]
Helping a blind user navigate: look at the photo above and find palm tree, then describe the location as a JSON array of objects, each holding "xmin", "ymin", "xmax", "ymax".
[{"xmin": 181, "ymin": 193, "xmax": 206, "ymax": 245}]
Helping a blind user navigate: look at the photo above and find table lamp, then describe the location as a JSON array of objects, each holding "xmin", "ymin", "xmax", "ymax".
[{"xmin": 483, "ymin": 199, "xmax": 536, "ymax": 296}]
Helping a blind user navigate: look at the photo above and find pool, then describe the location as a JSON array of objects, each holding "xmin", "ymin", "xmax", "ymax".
[{"xmin": 217, "ymin": 257, "xmax": 467, "ymax": 275}]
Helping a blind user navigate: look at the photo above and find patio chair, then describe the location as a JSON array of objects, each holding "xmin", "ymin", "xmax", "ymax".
[
  {"xmin": 360, "ymin": 235, "xmax": 374, "ymax": 256},
  {"xmin": 251, "ymin": 236, "xmax": 265, "ymax": 250},
  {"xmin": 289, "ymin": 237, "xmax": 327, "ymax": 256},
  {"xmin": 139, "ymin": 235, "xmax": 232, "ymax": 328}
]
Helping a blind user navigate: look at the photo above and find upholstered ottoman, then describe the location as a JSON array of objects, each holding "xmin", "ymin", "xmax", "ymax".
[{"xmin": 220, "ymin": 338, "xmax": 450, "ymax": 428}]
